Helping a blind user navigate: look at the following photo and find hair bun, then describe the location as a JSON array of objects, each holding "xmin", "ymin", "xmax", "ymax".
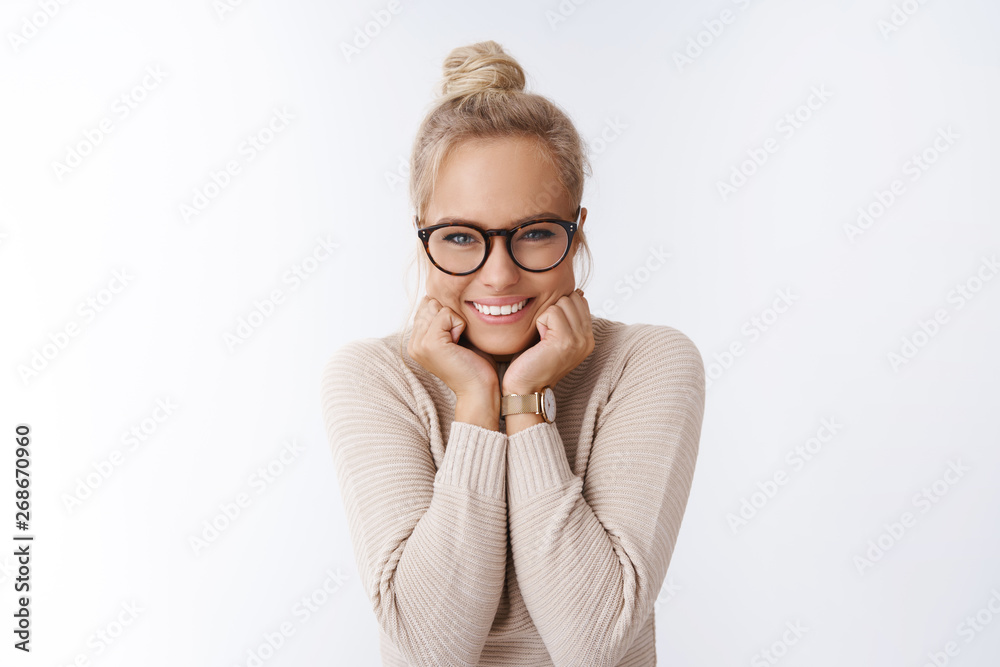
[{"xmin": 438, "ymin": 40, "xmax": 526, "ymax": 102}]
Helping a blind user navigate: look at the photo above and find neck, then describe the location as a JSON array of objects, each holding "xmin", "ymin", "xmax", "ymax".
[{"xmin": 459, "ymin": 333, "xmax": 534, "ymax": 367}]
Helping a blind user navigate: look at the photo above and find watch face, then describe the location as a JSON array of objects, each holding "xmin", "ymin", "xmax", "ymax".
[{"xmin": 542, "ymin": 387, "xmax": 556, "ymax": 422}]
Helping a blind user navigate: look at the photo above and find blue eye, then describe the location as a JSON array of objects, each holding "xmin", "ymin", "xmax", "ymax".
[
  {"xmin": 521, "ymin": 229, "xmax": 555, "ymax": 241},
  {"xmin": 443, "ymin": 232, "xmax": 479, "ymax": 246}
]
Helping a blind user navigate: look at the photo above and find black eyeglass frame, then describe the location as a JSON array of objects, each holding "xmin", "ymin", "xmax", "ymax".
[{"xmin": 414, "ymin": 205, "xmax": 581, "ymax": 276}]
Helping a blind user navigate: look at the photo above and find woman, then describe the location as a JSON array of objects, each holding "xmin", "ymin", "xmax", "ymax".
[{"xmin": 321, "ymin": 40, "xmax": 706, "ymax": 667}]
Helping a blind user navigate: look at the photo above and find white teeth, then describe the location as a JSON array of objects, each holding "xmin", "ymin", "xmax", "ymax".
[{"xmin": 474, "ymin": 299, "xmax": 528, "ymax": 315}]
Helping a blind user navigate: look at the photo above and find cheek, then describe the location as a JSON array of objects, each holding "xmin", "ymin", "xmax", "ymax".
[
  {"xmin": 538, "ymin": 272, "xmax": 575, "ymax": 305},
  {"xmin": 427, "ymin": 276, "xmax": 466, "ymax": 308}
]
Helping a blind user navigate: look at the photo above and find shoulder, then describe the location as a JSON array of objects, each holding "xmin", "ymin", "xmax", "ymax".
[
  {"xmin": 322, "ymin": 336, "xmax": 388, "ymax": 376},
  {"xmin": 320, "ymin": 330, "xmax": 410, "ymax": 395},
  {"xmin": 593, "ymin": 317, "xmax": 703, "ymax": 368},
  {"xmin": 591, "ymin": 316, "xmax": 705, "ymax": 394},
  {"xmin": 318, "ymin": 330, "xmax": 433, "ymax": 440}
]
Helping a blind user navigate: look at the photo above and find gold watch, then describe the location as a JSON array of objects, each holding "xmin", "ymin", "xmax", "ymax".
[{"xmin": 501, "ymin": 386, "xmax": 556, "ymax": 424}]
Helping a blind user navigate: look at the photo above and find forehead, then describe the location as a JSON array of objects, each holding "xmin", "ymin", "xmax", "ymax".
[{"xmin": 427, "ymin": 136, "xmax": 571, "ymax": 226}]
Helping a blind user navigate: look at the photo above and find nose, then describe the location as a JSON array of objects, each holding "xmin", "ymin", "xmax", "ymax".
[{"xmin": 477, "ymin": 235, "xmax": 520, "ymax": 288}]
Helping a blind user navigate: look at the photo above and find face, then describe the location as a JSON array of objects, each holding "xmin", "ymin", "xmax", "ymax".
[{"xmin": 420, "ymin": 136, "xmax": 587, "ymax": 363}]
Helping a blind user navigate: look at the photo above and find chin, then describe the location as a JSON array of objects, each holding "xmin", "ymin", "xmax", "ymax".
[{"xmin": 467, "ymin": 329, "xmax": 532, "ymax": 356}]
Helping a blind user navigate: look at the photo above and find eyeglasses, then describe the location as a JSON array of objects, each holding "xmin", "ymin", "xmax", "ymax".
[{"xmin": 414, "ymin": 206, "xmax": 580, "ymax": 276}]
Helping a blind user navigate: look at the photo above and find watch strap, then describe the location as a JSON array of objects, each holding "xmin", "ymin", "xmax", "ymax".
[{"xmin": 501, "ymin": 392, "xmax": 542, "ymax": 416}]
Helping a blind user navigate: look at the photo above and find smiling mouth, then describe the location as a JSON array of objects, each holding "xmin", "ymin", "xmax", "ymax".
[{"xmin": 467, "ymin": 297, "xmax": 533, "ymax": 316}]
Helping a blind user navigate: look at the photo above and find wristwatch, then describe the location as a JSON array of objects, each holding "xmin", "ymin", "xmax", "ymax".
[{"xmin": 501, "ymin": 386, "xmax": 556, "ymax": 424}]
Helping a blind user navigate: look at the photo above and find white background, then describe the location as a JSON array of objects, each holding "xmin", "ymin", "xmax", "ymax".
[{"xmin": 2, "ymin": 1, "xmax": 999, "ymax": 665}]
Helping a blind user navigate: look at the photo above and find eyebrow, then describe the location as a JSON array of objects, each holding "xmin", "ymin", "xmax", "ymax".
[{"xmin": 433, "ymin": 211, "xmax": 566, "ymax": 227}]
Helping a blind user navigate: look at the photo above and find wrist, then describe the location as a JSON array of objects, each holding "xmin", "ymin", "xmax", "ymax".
[
  {"xmin": 501, "ymin": 384, "xmax": 545, "ymax": 397},
  {"xmin": 456, "ymin": 381, "xmax": 500, "ymax": 405},
  {"xmin": 454, "ymin": 388, "xmax": 501, "ymax": 432},
  {"xmin": 500, "ymin": 385, "xmax": 556, "ymax": 432},
  {"xmin": 504, "ymin": 411, "xmax": 544, "ymax": 435}
]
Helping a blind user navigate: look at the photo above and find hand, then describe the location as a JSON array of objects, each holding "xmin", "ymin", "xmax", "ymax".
[
  {"xmin": 407, "ymin": 296, "xmax": 500, "ymax": 398},
  {"xmin": 502, "ymin": 288, "xmax": 594, "ymax": 395}
]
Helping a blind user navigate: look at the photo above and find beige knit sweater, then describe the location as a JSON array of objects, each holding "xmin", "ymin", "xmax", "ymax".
[{"xmin": 320, "ymin": 316, "xmax": 706, "ymax": 666}]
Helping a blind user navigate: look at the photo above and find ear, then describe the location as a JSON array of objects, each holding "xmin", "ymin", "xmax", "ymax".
[{"xmin": 570, "ymin": 207, "xmax": 587, "ymax": 254}]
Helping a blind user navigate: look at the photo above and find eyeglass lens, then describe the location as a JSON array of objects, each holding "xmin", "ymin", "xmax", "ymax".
[{"xmin": 426, "ymin": 222, "xmax": 569, "ymax": 273}]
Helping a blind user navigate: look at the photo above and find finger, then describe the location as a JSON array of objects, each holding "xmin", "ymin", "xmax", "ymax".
[
  {"xmin": 553, "ymin": 291, "xmax": 585, "ymax": 333},
  {"xmin": 571, "ymin": 289, "xmax": 591, "ymax": 325},
  {"xmin": 416, "ymin": 296, "xmax": 443, "ymax": 326},
  {"xmin": 426, "ymin": 298, "xmax": 466, "ymax": 342},
  {"xmin": 433, "ymin": 306, "xmax": 466, "ymax": 345},
  {"xmin": 413, "ymin": 296, "xmax": 433, "ymax": 322},
  {"xmin": 411, "ymin": 296, "xmax": 436, "ymax": 340},
  {"xmin": 536, "ymin": 301, "xmax": 569, "ymax": 341}
]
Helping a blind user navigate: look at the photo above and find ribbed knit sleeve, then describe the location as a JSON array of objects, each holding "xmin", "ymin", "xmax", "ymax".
[
  {"xmin": 504, "ymin": 326, "xmax": 706, "ymax": 666},
  {"xmin": 320, "ymin": 339, "xmax": 510, "ymax": 666}
]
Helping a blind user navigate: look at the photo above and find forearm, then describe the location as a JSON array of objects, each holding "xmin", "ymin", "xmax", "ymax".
[
  {"xmin": 377, "ymin": 421, "xmax": 509, "ymax": 664},
  {"xmin": 503, "ymin": 412, "xmax": 543, "ymax": 434},
  {"xmin": 502, "ymin": 328, "xmax": 706, "ymax": 666},
  {"xmin": 505, "ymin": 423, "xmax": 660, "ymax": 667},
  {"xmin": 323, "ymin": 341, "xmax": 512, "ymax": 665}
]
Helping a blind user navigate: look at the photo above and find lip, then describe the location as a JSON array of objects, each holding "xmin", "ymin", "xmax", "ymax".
[
  {"xmin": 466, "ymin": 297, "xmax": 534, "ymax": 324},
  {"xmin": 466, "ymin": 296, "xmax": 532, "ymax": 306}
]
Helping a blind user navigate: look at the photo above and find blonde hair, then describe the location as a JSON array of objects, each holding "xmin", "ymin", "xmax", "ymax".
[{"xmin": 395, "ymin": 40, "xmax": 594, "ymax": 358}]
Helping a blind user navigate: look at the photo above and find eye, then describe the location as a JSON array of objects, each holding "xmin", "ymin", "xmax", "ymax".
[
  {"xmin": 522, "ymin": 228, "xmax": 555, "ymax": 241},
  {"xmin": 442, "ymin": 232, "xmax": 479, "ymax": 246}
]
